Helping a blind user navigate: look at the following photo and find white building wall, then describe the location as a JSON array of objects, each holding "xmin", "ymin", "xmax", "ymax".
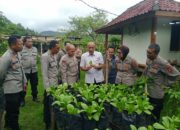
[
  {"xmin": 123, "ymin": 18, "xmax": 152, "ymax": 64},
  {"xmin": 156, "ymin": 17, "xmax": 180, "ymax": 62}
]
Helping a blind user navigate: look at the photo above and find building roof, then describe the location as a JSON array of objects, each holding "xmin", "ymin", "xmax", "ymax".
[{"xmin": 96, "ymin": 0, "xmax": 180, "ymax": 34}]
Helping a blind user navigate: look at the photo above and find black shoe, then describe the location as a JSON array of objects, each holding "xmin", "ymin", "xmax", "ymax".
[
  {"xmin": 20, "ymin": 100, "xmax": 25, "ymax": 107},
  {"xmin": 32, "ymin": 98, "xmax": 40, "ymax": 103}
]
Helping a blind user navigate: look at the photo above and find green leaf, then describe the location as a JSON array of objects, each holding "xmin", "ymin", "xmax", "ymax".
[
  {"xmin": 130, "ymin": 125, "xmax": 137, "ymax": 130},
  {"xmin": 153, "ymin": 123, "xmax": 166, "ymax": 129},
  {"xmin": 81, "ymin": 102, "xmax": 88, "ymax": 110},
  {"xmin": 138, "ymin": 127, "xmax": 147, "ymax": 130},
  {"xmin": 93, "ymin": 113, "xmax": 100, "ymax": 121},
  {"xmin": 147, "ymin": 125, "xmax": 154, "ymax": 130},
  {"xmin": 162, "ymin": 117, "xmax": 170, "ymax": 128},
  {"xmin": 144, "ymin": 110, "xmax": 151, "ymax": 115}
]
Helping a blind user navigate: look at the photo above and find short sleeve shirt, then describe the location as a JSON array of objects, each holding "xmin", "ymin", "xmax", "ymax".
[{"xmin": 80, "ymin": 51, "xmax": 104, "ymax": 83}]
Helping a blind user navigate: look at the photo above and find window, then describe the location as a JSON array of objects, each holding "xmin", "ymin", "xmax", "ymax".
[{"xmin": 170, "ymin": 21, "xmax": 180, "ymax": 51}]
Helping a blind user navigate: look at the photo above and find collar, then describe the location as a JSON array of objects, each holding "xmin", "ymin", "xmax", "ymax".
[
  {"xmin": 88, "ymin": 52, "xmax": 95, "ymax": 56},
  {"xmin": 8, "ymin": 48, "xmax": 17, "ymax": 55}
]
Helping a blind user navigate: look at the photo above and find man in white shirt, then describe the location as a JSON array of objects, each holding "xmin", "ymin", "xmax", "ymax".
[{"xmin": 80, "ymin": 42, "xmax": 104, "ymax": 84}]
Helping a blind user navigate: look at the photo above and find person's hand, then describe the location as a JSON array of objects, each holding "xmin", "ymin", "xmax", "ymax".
[
  {"xmin": 23, "ymin": 85, "xmax": 27, "ymax": 92},
  {"xmin": 166, "ymin": 64, "xmax": 173, "ymax": 73},
  {"xmin": 91, "ymin": 64, "xmax": 100, "ymax": 69},
  {"xmin": 86, "ymin": 66, "xmax": 93, "ymax": 71}
]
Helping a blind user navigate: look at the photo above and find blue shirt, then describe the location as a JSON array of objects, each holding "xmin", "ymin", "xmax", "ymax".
[{"xmin": 108, "ymin": 55, "xmax": 117, "ymax": 84}]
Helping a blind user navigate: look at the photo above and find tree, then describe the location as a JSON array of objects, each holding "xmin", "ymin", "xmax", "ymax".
[
  {"xmin": 66, "ymin": 11, "xmax": 108, "ymax": 43},
  {"xmin": 0, "ymin": 11, "xmax": 37, "ymax": 36}
]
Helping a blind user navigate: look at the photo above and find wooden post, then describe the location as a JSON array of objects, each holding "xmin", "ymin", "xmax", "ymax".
[
  {"xmin": 151, "ymin": 16, "xmax": 157, "ymax": 43},
  {"xmin": 121, "ymin": 29, "xmax": 124, "ymax": 45},
  {"xmin": 105, "ymin": 34, "xmax": 109, "ymax": 84},
  {"xmin": 40, "ymin": 42, "xmax": 43, "ymax": 55}
]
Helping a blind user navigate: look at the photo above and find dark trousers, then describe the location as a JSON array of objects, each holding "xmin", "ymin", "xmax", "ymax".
[
  {"xmin": 86, "ymin": 79, "xmax": 104, "ymax": 86},
  {"xmin": 149, "ymin": 96, "xmax": 164, "ymax": 121},
  {"xmin": 21, "ymin": 72, "xmax": 38, "ymax": 100},
  {"xmin": 43, "ymin": 91, "xmax": 51, "ymax": 128},
  {"xmin": 5, "ymin": 92, "xmax": 21, "ymax": 130}
]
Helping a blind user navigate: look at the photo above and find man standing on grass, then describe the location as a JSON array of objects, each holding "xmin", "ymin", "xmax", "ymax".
[
  {"xmin": 41, "ymin": 40, "xmax": 60, "ymax": 130},
  {"xmin": 80, "ymin": 42, "xmax": 104, "ymax": 85},
  {"xmin": 20, "ymin": 36, "xmax": 39, "ymax": 107},
  {"xmin": 0, "ymin": 35, "xmax": 27, "ymax": 130},
  {"xmin": 60, "ymin": 44, "xmax": 79, "ymax": 85},
  {"xmin": 144, "ymin": 43, "xmax": 180, "ymax": 121}
]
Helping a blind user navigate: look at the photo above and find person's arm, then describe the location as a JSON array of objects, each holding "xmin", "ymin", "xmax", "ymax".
[
  {"xmin": 41, "ymin": 55, "xmax": 50, "ymax": 89},
  {"xmin": 0, "ymin": 56, "xmax": 11, "ymax": 83},
  {"xmin": 60, "ymin": 57, "xmax": 68, "ymax": 83},
  {"xmin": 138, "ymin": 63, "xmax": 146, "ymax": 69},
  {"xmin": 80, "ymin": 55, "xmax": 92, "ymax": 71},
  {"xmin": 160, "ymin": 59, "xmax": 180, "ymax": 76},
  {"xmin": 131, "ymin": 59, "xmax": 138, "ymax": 71}
]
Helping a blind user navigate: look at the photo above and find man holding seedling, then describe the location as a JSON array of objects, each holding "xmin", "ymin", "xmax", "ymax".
[
  {"xmin": 41, "ymin": 40, "xmax": 60, "ymax": 130},
  {"xmin": 80, "ymin": 42, "xmax": 104, "ymax": 84},
  {"xmin": 145, "ymin": 43, "xmax": 180, "ymax": 121}
]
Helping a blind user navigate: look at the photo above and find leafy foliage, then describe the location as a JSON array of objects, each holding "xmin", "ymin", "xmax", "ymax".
[
  {"xmin": 66, "ymin": 11, "xmax": 108, "ymax": 44},
  {"xmin": 0, "ymin": 12, "xmax": 36, "ymax": 36},
  {"xmin": 49, "ymin": 77, "xmax": 154, "ymax": 121}
]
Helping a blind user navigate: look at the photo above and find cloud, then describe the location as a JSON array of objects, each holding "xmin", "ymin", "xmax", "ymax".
[{"xmin": 3, "ymin": 0, "xmax": 178, "ymax": 32}]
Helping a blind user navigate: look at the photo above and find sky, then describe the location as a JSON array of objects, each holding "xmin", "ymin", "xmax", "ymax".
[{"xmin": 0, "ymin": 0, "xmax": 179, "ymax": 32}]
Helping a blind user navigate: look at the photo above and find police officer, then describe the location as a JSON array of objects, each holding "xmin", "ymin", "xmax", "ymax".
[
  {"xmin": 20, "ymin": 36, "xmax": 39, "ymax": 106},
  {"xmin": 0, "ymin": 35, "xmax": 27, "ymax": 130},
  {"xmin": 60, "ymin": 44, "xmax": 79, "ymax": 85},
  {"xmin": 56, "ymin": 41, "xmax": 70, "ymax": 84},
  {"xmin": 115, "ymin": 45, "xmax": 138, "ymax": 86},
  {"xmin": 41, "ymin": 40, "xmax": 60, "ymax": 130},
  {"xmin": 144, "ymin": 43, "xmax": 180, "ymax": 121}
]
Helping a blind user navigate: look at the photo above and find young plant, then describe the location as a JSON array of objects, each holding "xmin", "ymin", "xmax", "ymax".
[
  {"xmin": 135, "ymin": 97, "xmax": 153, "ymax": 115},
  {"xmin": 66, "ymin": 104, "xmax": 82, "ymax": 115},
  {"xmin": 52, "ymin": 94, "xmax": 74, "ymax": 111},
  {"xmin": 80, "ymin": 101, "xmax": 104, "ymax": 121},
  {"xmin": 153, "ymin": 116, "xmax": 180, "ymax": 130},
  {"xmin": 130, "ymin": 125, "xmax": 154, "ymax": 130}
]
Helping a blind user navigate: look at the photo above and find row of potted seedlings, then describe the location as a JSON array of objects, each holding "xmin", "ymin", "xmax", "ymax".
[{"xmin": 47, "ymin": 76, "xmax": 154, "ymax": 130}]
